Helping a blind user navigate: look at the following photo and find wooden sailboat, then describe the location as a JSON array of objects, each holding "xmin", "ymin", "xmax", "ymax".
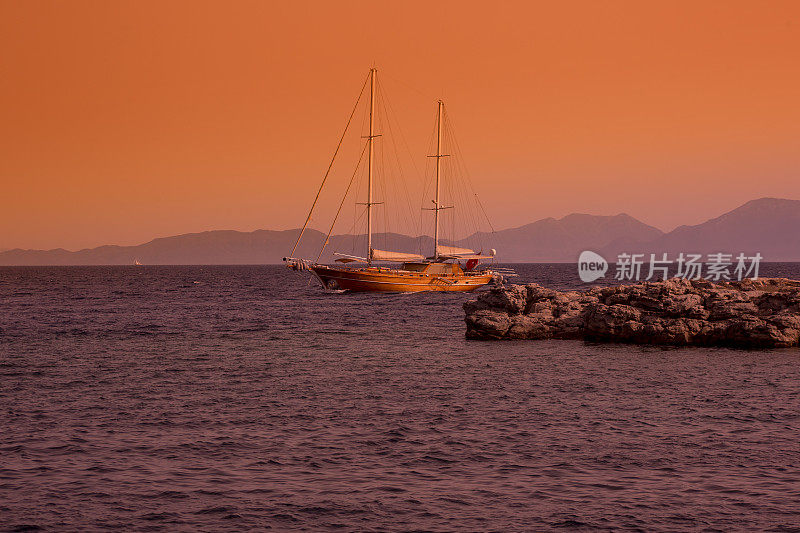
[{"xmin": 284, "ymin": 68, "xmax": 498, "ymax": 292}]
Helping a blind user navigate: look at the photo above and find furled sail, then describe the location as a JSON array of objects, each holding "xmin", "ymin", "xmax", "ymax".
[
  {"xmin": 370, "ymin": 249, "xmax": 425, "ymax": 262},
  {"xmin": 436, "ymin": 245, "xmax": 476, "ymax": 257},
  {"xmin": 436, "ymin": 245, "xmax": 496, "ymax": 260}
]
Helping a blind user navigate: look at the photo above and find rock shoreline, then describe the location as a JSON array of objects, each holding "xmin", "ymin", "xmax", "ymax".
[{"xmin": 464, "ymin": 278, "xmax": 800, "ymax": 348}]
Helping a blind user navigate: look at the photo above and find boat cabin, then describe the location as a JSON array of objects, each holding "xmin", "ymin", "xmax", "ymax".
[{"xmin": 401, "ymin": 262, "xmax": 464, "ymax": 275}]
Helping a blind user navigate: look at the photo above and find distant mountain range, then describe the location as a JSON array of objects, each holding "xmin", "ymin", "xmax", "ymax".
[
  {"xmin": 600, "ymin": 197, "xmax": 800, "ymax": 261},
  {"xmin": 1, "ymin": 198, "xmax": 798, "ymax": 265}
]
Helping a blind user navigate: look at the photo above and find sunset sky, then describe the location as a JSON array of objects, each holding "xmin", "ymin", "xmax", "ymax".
[{"xmin": 2, "ymin": 1, "xmax": 799, "ymax": 250}]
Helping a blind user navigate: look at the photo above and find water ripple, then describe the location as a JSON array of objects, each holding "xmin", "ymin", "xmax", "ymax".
[{"xmin": 1, "ymin": 265, "xmax": 799, "ymax": 531}]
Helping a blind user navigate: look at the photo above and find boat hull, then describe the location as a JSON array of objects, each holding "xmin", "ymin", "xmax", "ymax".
[{"xmin": 311, "ymin": 265, "xmax": 493, "ymax": 292}]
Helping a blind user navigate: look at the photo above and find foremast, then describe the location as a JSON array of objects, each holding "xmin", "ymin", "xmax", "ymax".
[{"xmin": 366, "ymin": 68, "xmax": 377, "ymax": 265}]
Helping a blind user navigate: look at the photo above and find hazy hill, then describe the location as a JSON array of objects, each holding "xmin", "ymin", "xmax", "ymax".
[
  {"xmin": 0, "ymin": 229, "xmax": 433, "ymax": 266},
  {"xmin": 0, "ymin": 229, "xmax": 327, "ymax": 266},
  {"xmin": 1, "ymin": 198, "xmax": 798, "ymax": 264},
  {"xmin": 460, "ymin": 213, "xmax": 663, "ymax": 262},
  {"xmin": 601, "ymin": 198, "xmax": 800, "ymax": 262},
  {"xmin": 0, "ymin": 214, "xmax": 662, "ymax": 265}
]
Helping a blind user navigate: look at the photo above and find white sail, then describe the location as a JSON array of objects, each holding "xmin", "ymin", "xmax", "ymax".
[
  {"xmin": 436, "ymin": 245, "xmax": 476, "ymax": 257},
  {"xmin": 370, "ymin": 249, "xmax": 425, "ymax": 262}
]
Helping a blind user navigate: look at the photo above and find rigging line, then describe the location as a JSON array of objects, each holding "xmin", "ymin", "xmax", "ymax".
[
  {"xmin": 380, "ymin": 83, "xmax": 418, "ymax": 251},
  {"xmin": 351, "ymin": 135, "xmax": 367, "ymax": 251},
  {"xmin": 419, "ymin": 105, "xmax": 440, "ymax": 252},
  {"xmin": 346, "ymin": 205, "xmax": 367, "ymax": 237},
  {"xmin": 443, "ymin": 106, "xmax": 495, "ymax": 235},
  {"xmin": 378, "ymin": 81, "xmax": 389, "ymax": 248},
  {"xmin": 345, "ymin": 204, "xmax": 368, "ymax": 256},
  {"xmin": 474, "ymin": 193, "xmax": 496, "ymax": 234},
  {"xmin": 380, "ymin": 90, "xmax": 402, "ymax": 238},
  {"xmin": 441, "ymin": 108, "xmax": 478, "ymax": 250},
  {"xmin": 380, "ymin": 71, "xmax": 430, "ymax": 100},
  {"xmin": 316, "ymin": 141, "xmax": 369, "ymax": 263},
  {"xmin": 379, "ymin": 90, "xmax": 396, "ymax": 244},
  {"xmin": 382, "ymin": 84, "xmax": 423, "ymax": 236},
  {"xmin": 289, "ymin": 71, "xmax": 370, "ymax": 257},
  {"xmin": 446, "ymin": 120, "xmax": 475, "ymax": 241},
  {"xmin": 352, "ymin": 88, "xmax": 370, "ymax": 253}
]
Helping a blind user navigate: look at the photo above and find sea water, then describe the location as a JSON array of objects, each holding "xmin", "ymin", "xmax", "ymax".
[{"xmin": 1, "ymin": 265, "xmax": 799, "ymax": 531}]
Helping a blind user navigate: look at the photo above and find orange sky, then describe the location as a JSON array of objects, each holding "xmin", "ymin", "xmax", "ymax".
[{"xmin": 1, "ymin": 1, "xmax": 799, "ymax": 250}]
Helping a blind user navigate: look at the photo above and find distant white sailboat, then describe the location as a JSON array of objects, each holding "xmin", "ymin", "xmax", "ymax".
[{"xmin": 134, "ymin": 259, "xmax": 142, "ymax": 266}]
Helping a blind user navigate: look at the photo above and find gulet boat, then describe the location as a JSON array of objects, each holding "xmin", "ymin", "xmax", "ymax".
[{"xmin": 284, "ymin": 68, "xmax": 502, "ymax": 292}]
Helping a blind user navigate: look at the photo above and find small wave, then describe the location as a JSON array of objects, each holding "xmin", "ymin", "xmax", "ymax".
[
  {"xmin": 438, "ymin": 497, "xmax": 470, "ymax": 506},
  {"xmin": 550, "ymin": 518, "xmax": 594, "ymax": 529},
  {"xmin": 241, "ymin": 488, "xmax": 275, "ymax": 494},
  {"xmin": 195, "ymin": 505, "xmax": 236, "ymax": 515},
  {"xmin": 9, "ymin": 525, "xmax": 43, "ymax": 532},
  {"xmin": 84, "ymin": 465, "xmax": 118, "ymax": 473},
  {"xmin": 376, "ymin": 486, "xmax": 407, "ymax": 493},
  {"xmin": 297, "ymin": 506, "xmax": 336, "ymax": 516},
  {"xmin": 142, "ymin": 490, "xmax": 190, "ymax": 500},
  {"xmin": 140, "ymin": 512, "xmax": 182, "ymax": 521},
  {"xmin": 270, "ymin": 513, "xmax": 300, "ymax": 522}
]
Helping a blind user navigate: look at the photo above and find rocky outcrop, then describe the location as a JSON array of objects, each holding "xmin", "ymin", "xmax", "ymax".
[{"xmin": 464, "ymin": 278, "xmax": 800, "ymax": 348}]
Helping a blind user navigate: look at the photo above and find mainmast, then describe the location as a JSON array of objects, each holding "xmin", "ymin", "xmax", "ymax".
[
  {"xmin": 366, "ymin": 68, "xmax": 376, "ymax": 265},
  {"xmin": 429, "ymin": 100, "xmax": 449, "ymax": 260}
]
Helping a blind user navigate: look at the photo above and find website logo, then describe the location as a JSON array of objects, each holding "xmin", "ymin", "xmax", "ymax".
[
  {"xmin": 578, "ymin": 250, "xmax": 608, "ymax": 282},
  {"xmin": 577, "ymin": 251, "xmax": 762, "ymax": 283}
]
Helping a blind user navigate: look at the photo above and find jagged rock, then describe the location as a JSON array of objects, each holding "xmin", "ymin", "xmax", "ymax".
[
  {"xmin": 507, "ymin": 315, "xmax": 553, "ymax": 339},
  {"xmin": 479, "ymin": 285, "xmax": 529, "ymax": 315},
  {"xmin": 465, "ymin": 310, "xmax": 511, "ymax": 339},
  {"xmin": 464, "ymin": 278, "xmax": 800, "ymax": 348},
  {"xmin": 584, "ymin": 304, "xmax": 643, "ymax": 339}
]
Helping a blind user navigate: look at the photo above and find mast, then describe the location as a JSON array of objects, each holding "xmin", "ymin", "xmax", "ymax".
[
  {"xmin": 366, "ymin": 68, "xmax": 376, "ymax": 264},
  {"xmin": 433, "ymin": 100, "xmax": 443, "ymax": 259}
]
